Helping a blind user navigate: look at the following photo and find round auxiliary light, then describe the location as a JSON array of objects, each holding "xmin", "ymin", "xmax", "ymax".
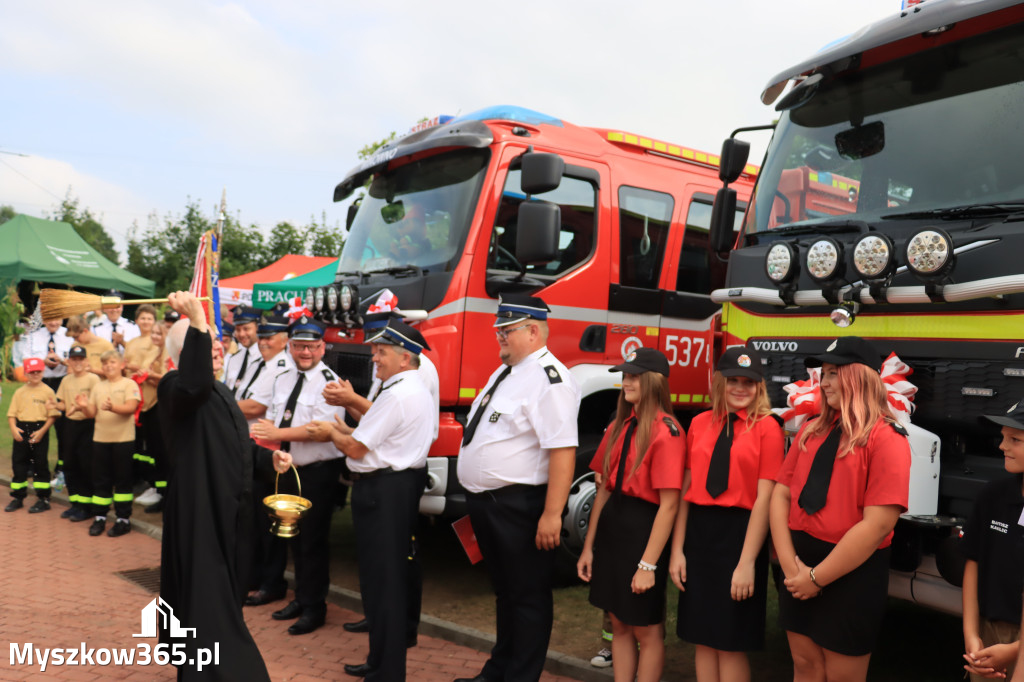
[
  {"xmin": 806, "ymin": 238, "xmax": 843, "ymax": 282},
  {"xmin": 340, "ymin": 284, "xmax": 353, "ymax": 312},
  {"xmin": 326, "ymin": 285, "xmax": 339, "ymax": 312},
  {"xmin": 853, "ymin": 234, "xmax": 895, "ymax": 280},
  {"xmin": 304, "ymin": 287, "xmax": 315, "ymax": 312},
  {"xmin": 905, "ymin": 228, "xmax": 953, "ymax": 277},
  {"xmin": 765, "ymin": 242, "xmax": 797, "ymax": 284},
  {"xmin": 314, "ymin": 287, "xmax": 326, "ymax": 312}
]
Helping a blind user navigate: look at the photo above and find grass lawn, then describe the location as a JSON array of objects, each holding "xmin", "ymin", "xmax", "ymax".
[{"xmin": 1, "ymin": 378, "xmax": 968, "ymax": 680}]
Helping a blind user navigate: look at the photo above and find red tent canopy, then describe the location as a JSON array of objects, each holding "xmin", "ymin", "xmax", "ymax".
[{"xmin": 220, "ymin": 255, "xmax": 336, "ymax": 307}]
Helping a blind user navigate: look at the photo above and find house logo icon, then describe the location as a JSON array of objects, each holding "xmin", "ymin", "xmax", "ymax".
[{"xmin": 133, "ymin": 597, "xmax": 197, "ymax": 638}]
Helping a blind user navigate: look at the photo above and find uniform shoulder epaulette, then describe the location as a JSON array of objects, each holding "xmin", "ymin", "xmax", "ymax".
[
  {"xmin": 769, "ymin": 413, "xmax": 784, "ymax": 427},
  {"xmin": 662, "ymin": 416, "xmax": 680, "ymax": 437},
  {"xmin": 889, "ymin": 420, "xmax": 908, "ymax": 437},
  {"xmin": 321, "ymin": 368, "xmax": 335, "ymax": 382},
  {"xmin": 277, "ymin": 359, "xmax": 287, "ymax": 367},
  {"xmin": 543, "ymin": 365, "xmax": 563, "ymax": 384}
]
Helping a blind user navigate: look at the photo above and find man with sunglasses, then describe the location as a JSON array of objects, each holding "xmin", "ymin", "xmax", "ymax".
[{"xmin": 455, "ymin": 294, "xmax": 582, "ymax": 682}]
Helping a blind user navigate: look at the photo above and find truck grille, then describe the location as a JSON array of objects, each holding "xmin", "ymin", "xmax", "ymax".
[{"xmin": 324, "ymin": 349, "xmax": 374, "ymax": 396}]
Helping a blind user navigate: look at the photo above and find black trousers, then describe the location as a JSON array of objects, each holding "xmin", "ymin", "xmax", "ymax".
[
  {"xmin": 63, "ymin": 419, "xmax": 95, "ymax": 508},
  {"xmin": 92, "ymin": 441, "xmax": 134, "ymax": 518},
  {"xmin": 352, "ymin": 468, "xmax": 424, "ymax": 682},
  {"xmin": 287, "ymin": 459, "xmax": 343, "ymax": 611},
  {"xmin": 10, "ymin": 421, "xmax": 51, "ymax": 500},
  {"xmin": 467, "ymin": 484, "xmax": 555, "ymax": 682},
  {"xmin": 140, "ymin": 408, "xmax": 168, "ymax": 489},
  {"xmin": 42, "ymin": 377, "xmax": 65, "ymax": 471}
]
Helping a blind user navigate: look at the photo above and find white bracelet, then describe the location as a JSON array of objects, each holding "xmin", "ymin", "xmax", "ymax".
[{"xmin": 637, "ymin": 560, "xmax": 657, "ymax": 572}]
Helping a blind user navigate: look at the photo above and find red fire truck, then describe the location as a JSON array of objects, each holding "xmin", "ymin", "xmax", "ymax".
[
  {"xmin": 310, "ymin": 105, "xmax": 755, "ymax": 570},
  {"xmin": 707, "ymin": 0, "xmax": 1024, "ymax": 612}
]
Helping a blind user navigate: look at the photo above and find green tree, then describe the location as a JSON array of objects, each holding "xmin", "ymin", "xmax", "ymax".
[
  {"xmin": 127, "ymin": 200, "xmax": 215, "ymax": 295},
  {"xmin": 49, "ymin": 191, "xmax": 121, "ymax": 265},
  {"xmin": 306, "ymin": 211, "xmax": 345, "ymax": 257},
  {"xmin": 219, "ymin": 214, "xmax": 267, "ymax": 278},
  {"xmin": 0, "ymin": 205, "xmax": 15, "ymax": 226},
  {"xmin": 267, "ymin": 221, "xmax": 306, "ymax": 260}
]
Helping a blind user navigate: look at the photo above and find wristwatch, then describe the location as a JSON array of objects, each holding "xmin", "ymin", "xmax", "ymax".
[{"xmin": 809, "ymin": 566, "xmax": 822, "ymax": 589}]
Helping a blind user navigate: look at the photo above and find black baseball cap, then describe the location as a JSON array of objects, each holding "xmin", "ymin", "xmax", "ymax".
[
  {"xmin": 68, "ymin": 345, "xmax": 87, "ymax": 358},
  {"xmin": 716, "ymin": 346, "xmax": 764, "ymax": 380},
  {"xmin": 983, "ymin": 398, "xmax": 1024, "ymax": 430},
  {"xmin": 805, "ymin": 336, "xmax": 881, "ymax": 372},
  {"xmin": 609, "ymin": 347, "xmax": 670, "ymax": 377},
  {"xmin": 164, "ymin": 310, "xmax": 180, "ymax": 323}
]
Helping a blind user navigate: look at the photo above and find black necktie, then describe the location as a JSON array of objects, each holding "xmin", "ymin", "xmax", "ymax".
[
  {"xmin": 613, "ymin": 418, "xmax": 638, "ymax": 498},
  {"xmin": 370, "ymin": 381, "xmax": 384, "ymax": 402},
  {"xmin": 706, "ymin": 413, "xmax": 740, "ymax": 498},
  {"xmin": 48, "ymin": 332, "xmax": 55, "ymax": 353},
  {"xmin": 462, "ymin": 366, "xmax": 512, "ymax": 447},
  {"xmin": 237, "ymin": 347, "xmax": 250, "ymax": 383},
  {"xmin": 277, "ymin": 372, "xmax": 305, "ymax": 453},
  {"xmin": 798, "ymin": 424, "xmax": 842, "ymax": 514},
  {"xmin": 240, "ymin": 359, "xmax": 265, "ymax": 398}
]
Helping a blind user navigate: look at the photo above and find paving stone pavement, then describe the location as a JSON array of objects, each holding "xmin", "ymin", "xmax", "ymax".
[{"xmin": 0, "ymin": 498, "xmax": 582, "ymax": 681}]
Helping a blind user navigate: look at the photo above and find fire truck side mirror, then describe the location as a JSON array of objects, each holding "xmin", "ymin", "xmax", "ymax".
[
  {"xmin": 520, "ymin": 152, "xmax": 565, "ymax": 195},
  {"xmin": 346, "ymin": 201, "xmax": 360, "ymax": 230},
  {"xmin": 718, "ymin": 138, "xmax": 750, "ymax": 184},
  {"xmin": 709, "ymin": 188, "xmax": 738, "ymax": 253},
  {"xmin": 516, "ymin": 201, "xmax": 561, "ymax": 264}
]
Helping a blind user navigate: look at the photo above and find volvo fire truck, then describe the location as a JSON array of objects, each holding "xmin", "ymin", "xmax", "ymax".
[
  {"xmin": 707, "ymin": 0, "xmax": 1024, "ymax": 612},
  {"xmin": 308, "ymin": 105, "xmax": 755, "ymax": 571}
]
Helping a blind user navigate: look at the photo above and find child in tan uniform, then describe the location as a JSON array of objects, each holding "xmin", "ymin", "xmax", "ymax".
[
  {"xmin": 52, "ymin": 345, "xmax": 101, "ymax": 522},
  {"xmin": 76, "ymin": 350, "xmax": 140, "ymax": 537},
  {"xmin": 6, "ymin": 358, "xmax": 60, "ymax": 513}
]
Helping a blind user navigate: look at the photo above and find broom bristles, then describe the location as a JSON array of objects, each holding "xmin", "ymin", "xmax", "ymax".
[{"xmin": 39, "ymin": 290, "xmax": 109, "ymax": 320}]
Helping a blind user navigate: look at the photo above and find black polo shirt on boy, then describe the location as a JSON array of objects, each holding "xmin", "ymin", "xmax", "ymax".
[{"xmin": 961, "ymin": 473, "xmax": 1024, "ymax": 624}]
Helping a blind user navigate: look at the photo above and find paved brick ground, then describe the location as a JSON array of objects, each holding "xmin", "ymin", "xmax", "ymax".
[{"xmin": 0, "ymin": 501, "xmax": 579, "ymax": 681}]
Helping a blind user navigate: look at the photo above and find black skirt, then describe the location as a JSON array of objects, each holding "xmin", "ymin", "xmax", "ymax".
[
  {"xmin": 588, "ymin": 493, "xmax": 669, "ymax": 626},
  {"xmin": 777, "ymin": 530, "xmax": 890, "ymax": 656},
  {"xmin": 676, "ymin": 503, "xmax": 769, "ymax": 651}
]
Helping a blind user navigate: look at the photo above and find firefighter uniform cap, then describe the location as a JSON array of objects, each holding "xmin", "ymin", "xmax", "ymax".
[
  {"xmin": 233, "ymin": 306, "xmax": 261, "ymax": 324},
  {"xmin": 363, "ymin": 311, "xmax": 402, "ymax": 333},
  {"xmin": 366, "ymin": 319, "xmax": 430, "ymax": 355},
  {"xmin": 493, "ymin": 294, "xmax": 550, "ymax": 327},
  {"xmin": 610, "ymin": 347, "xmax": 670, "ymax": 377},
  {"xmin": 221, "ymin": 321, "xmax": 235, "ymax": 336},
  {"xmin": 716, "ymin": 346, "xmax": 765, "ymax": 381},
  {"xmin": 805, "ymin": 336, "xmax": 881, "ymax": 372},
  {"xmin": 983, "ymin": 397, "xmax": 1024, "ymax": 431},
  {"xmin": 289, "ymin": 315, "xmax": 325, "ymax": 341},
  {"xmin": 258, "ymin": 310, "xmax": 290, "ymax": 337}
]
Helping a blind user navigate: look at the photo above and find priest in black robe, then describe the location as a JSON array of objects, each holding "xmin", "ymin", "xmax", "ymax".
[{"xmin": 157, "ymin": 291, "xmax": 292, "ymax": 681}]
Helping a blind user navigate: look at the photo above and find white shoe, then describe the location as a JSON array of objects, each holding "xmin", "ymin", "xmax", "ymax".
[
  {"xmin": 135, "ymin": 488, "xmax": 161, "ymax": 505},
  {"xmin": 590, "ymin": 647, "xmax": 612, "ymax": 668}
]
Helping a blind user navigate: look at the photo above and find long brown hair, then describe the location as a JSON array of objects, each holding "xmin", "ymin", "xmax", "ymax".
[
  {"xmin": 708, "ymin": 372, "xmax": 774, "ymax": 428},
  {"xmin": 796, "ymin": 362, "xmax": 894, "ymax": 457},
  {"xmin": 601, "ymin": 372, "xmax": 680, "ymax": 482}
]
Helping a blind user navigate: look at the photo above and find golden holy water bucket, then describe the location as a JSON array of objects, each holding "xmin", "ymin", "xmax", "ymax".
[{"xmin": 263, "ymin": 465, "xmax": 312, "ymax": 538}]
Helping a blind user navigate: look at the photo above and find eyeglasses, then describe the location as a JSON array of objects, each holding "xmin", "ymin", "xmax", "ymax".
[
  {"xmin": 290, "ymin": 342, "xmax": 321, "ymax": 352},
  {"xmin": 495, "ymin": 323, "xmax": 532, "ymax": 341}
]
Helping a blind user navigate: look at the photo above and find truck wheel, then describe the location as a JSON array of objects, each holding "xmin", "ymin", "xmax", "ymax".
[{"xmin": 553, "ymin": 470, "xmax": 597, "ymax": 585}]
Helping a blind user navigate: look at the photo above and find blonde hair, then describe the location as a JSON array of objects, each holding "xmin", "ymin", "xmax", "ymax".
[
  {"xmin": 708, "ymin": 372, "xmax": 774, "ymax": 428},
  {"xmin": 601, "ymin": 372, "xmax": 680, "ymax": 482},
  {"xmin": 66, "ymin": 315, "xmax": 87, "ymax": 335},
  {"xmin": 99, "ymin": 350, "xmax": 123, "ymax": 363},
  {"xmin": 796, "ymin": 363, "xmax": 894, "ymax": 457}
]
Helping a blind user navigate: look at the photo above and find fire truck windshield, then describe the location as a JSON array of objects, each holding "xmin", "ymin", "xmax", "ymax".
[
  {"xmin": 743, "ymin": 22, "xmax": 1024, "ymax": 236},
  {"xmin": 339, "ymin": 148, "xmax": 490, "ymax": 274}
]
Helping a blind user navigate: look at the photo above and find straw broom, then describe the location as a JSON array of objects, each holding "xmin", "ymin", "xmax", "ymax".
[{"xmin": 39, "ymin": 289, "xmax": 210, "ymax": 320}]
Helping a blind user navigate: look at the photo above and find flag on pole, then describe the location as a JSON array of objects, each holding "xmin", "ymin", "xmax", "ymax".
[{"xmin": 188, "ymin": 230, "xmax": 221, "ymax": 335}]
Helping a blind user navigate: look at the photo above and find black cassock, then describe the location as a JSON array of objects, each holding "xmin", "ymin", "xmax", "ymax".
[{"xmin": 158, "ymin": 326, "xmax": 272, "ymax": 681}]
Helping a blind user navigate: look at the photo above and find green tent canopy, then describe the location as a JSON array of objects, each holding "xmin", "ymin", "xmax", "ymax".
[
  {"xmin": 0, "ymin": 215, "xmax": 155, "ymax": 296},
  {"xmin": 250, "ymin": 259, "xmax": 339, "ymax": 310}
]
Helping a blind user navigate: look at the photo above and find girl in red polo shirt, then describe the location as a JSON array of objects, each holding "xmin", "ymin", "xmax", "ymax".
[
  {"xmin": 769, "ymin": 336, "xmax": 911, "ymax": 682},
  {"xmin": 577, "ymin": 348, "xmax": 684, "ymax": 682},
  {"xmin": 671, "ymin": 346, "xmax": 784, "ymax": 682}
]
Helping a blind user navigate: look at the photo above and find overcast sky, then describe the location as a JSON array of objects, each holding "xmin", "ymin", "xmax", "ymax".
[{"xmin": 0, "ymin": 0, "xmax": 900, "ymax": 260}]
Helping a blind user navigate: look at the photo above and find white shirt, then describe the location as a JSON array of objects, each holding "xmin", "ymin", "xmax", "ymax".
[
  {"xmin": 367, "ymin": 352, "xmax": 440, "ymax": 441},
  {"xmin": 265, "ymin": 360, "xmax": 343, "ymax": 467},
  {"xmin": 93, "ymin": 316, "xmax": 140, "ymax": 350},
  {"xmin": 244, "ymin": 350, "xmax": 293, "ymax": 425},
  {"xmin": 350, "ymin": 370, "xmax": 434, "ymax": 473},
  {"xmin": 25, "ymin": 327, "xmax": 72, "ymax": 378},
  {"xmin": 457, "ymin": 346, "xmax": 581, "ymax": 493},
  {"xmin": 222, "ymin": 343, "xmax": 260, "ymax": 396}
]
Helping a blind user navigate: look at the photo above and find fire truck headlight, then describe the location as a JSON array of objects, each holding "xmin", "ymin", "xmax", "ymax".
[
  {"xmin": 340, "ymin": 284, "xmax": 354, "ymax": 312},
  {"xmin": 853, "ymin": 234, "xmax": 894, "ymax": 280},
  {"xmin": 765, "ymin": 242, "xmax": 797, "ymax": 284},
  {"xmin": 830, "ymin": 302, "xmax": 859, "ymax": 328},
  {"xmin": 806, "ymin": 238, "xmax": 843, "ymax": 282},
  {"xmin": 905, "ymin": 229, "xmax": 954, "ymax": 278},
  {"xmin": 304, "ymin": 287, "xmax": 315, "ymax": 312},
  {"xmin": 314, "ymin": 287, "xmax": 326, "ymax": 313},
  {"xmin": 326, "ymin": 285, "xmax": 339, "ymax": 312}
]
